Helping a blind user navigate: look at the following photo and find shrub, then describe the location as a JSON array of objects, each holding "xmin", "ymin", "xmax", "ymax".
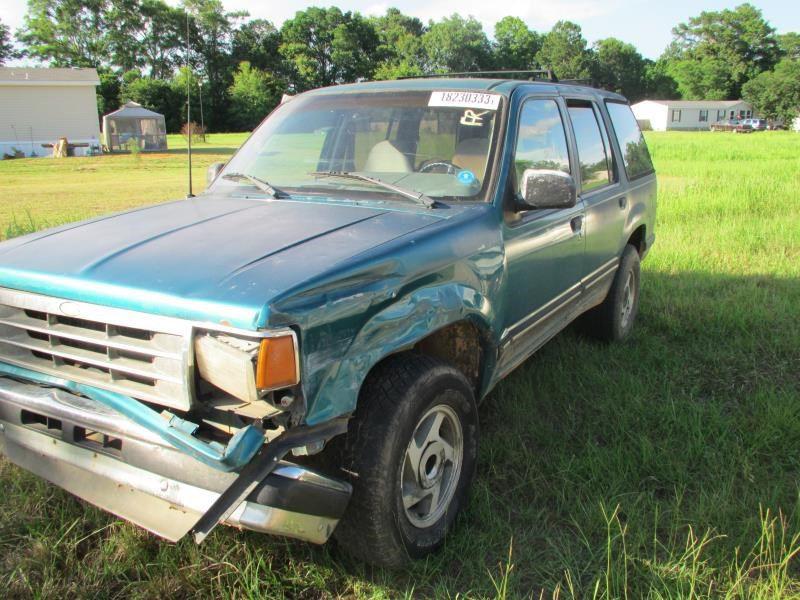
[{"xmin": 181, "ymin": 122, "xmax": 207, "ymax": 143}]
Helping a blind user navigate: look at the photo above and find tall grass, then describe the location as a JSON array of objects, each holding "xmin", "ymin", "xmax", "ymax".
[
  {"xmin": 3, "ymin": 211, "xmax": 39, "ymax": 240},
  {"xmin": 0, "ymin": 131, "xmax": 798, "ymax": 598},
  {"xmin": 548, "ymin": 505, "xmax": 800, "ymax": 599}
]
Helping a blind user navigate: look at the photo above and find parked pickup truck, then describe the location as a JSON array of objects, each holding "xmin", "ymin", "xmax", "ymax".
[
  {"xmin": 710, "ymin": 118, "xmax": 753, "ymax": 133},
  {"xmin": 0, "ymin": 77, "xmax": 656, "ymax": 567}
]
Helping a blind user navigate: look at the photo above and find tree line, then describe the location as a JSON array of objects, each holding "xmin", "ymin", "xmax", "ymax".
[{"xmin": 0, "ymin": 1, "xmax": 798, "ymax": 131}]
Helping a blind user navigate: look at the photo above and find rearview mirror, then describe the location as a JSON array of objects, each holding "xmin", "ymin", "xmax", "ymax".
[
  {"xmin": 207, "ymin": 162, "xmax": 225, "ymax": 186},
  {"xmin": 518, "ymin": 169, "xmax": 576, "ymax": 210}
]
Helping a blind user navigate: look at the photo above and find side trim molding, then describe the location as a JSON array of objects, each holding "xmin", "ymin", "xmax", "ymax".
[{"xmin": 494, "ymin": 256, "xmax": 619, "ymax": 382}]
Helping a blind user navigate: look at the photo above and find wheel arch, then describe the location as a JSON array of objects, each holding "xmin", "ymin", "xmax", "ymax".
[
  {"xmin": 627, "ymin": 223, "xmax": 647, "ymax": 256},
  {"xmin": 302, "ymin": 283, "xmax": 496, "ymax": 425}
]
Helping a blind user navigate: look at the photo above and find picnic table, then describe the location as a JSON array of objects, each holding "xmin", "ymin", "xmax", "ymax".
[{"xmin": 41, "ymin": 138, "xmax": 97, "ymax": 157}]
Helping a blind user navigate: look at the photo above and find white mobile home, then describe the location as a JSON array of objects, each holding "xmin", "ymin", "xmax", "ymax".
[
  {"xmin": 631, "ymin": 100, "xmax": 754, "ymax": 131},
  {"xmin": 0, "ymin": 67, "xmax": 101, "ymax": 158}
]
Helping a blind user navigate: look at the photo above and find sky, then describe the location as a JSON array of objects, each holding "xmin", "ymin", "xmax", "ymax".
[{"xmin": 1, "ymin": 0, "xmax": 798, "ymax": 60}]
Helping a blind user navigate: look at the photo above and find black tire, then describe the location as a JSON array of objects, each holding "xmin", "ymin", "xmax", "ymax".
[
  {"xmin": 333, "ymin": 352, "xmax": 478, "ymax": 567},
  {"xmin": 582, "ymin": 244, "xmax": 641, "ymax": 342}
]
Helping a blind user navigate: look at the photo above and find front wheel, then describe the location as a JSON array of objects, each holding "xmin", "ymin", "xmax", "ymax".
[{"xmin": 334, "ymin": 353, "xmax": 478, "ymax": 567}]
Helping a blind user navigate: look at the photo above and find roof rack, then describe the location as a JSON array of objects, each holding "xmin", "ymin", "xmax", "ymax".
[
  {"xmin": 558, "ymin": 78, "xmax": 595, "ymax": 87},
  {"xmin": 398, "ymin": 69, "xmax": 559, "ymax": 82}
]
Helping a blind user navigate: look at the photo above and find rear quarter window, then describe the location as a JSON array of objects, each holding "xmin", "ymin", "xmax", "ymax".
[{"xmin": 605, "ymin": 102, "xmax": 654, "ymax": 180}]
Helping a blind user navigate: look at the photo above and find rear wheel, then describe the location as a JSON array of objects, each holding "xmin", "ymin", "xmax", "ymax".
[
  {"xmin": 334, "ymin": 353, "xmax": 478, "ymax": 567},
  {"xmin": 581, "ymin": 244, "xmax": 641, "ymax": 342}
]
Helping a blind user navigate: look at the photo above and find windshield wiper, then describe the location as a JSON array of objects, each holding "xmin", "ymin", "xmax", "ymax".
[
  {"xmin": 222, "ymin": 172, "xmax": 289, "ymax": 199},
  {"xmin": 310, "ymin": 171, "xmax": 436, "ymax": 209}
]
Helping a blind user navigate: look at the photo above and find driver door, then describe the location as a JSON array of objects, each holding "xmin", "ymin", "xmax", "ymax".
[{"xmin": 498, "ymin": 96, "xmax": 586, "ymax": 374}]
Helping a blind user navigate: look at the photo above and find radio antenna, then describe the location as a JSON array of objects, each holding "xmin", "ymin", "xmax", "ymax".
[{"xmin": 185, "ymin": 10, "xmax": 194, "ymax": 198}]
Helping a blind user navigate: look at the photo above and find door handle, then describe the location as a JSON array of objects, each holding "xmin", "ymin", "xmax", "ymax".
[
  {"xmin": 618, "ymin": 196, "xmax": 628, "ymax": 209},
  {"xmin": 570, "ymin": 215, "xmax": 583, "ymax": 234}
]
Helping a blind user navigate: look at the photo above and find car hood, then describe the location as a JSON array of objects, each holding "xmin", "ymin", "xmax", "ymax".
[{"xmin": 0, "ymin": 195, "xmax": 444, "ymax": 329}]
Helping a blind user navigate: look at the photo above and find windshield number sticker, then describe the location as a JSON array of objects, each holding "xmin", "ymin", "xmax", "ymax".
[{"xmin": 428, "ymin": 91, "xmax": 501, "ymax": 110}]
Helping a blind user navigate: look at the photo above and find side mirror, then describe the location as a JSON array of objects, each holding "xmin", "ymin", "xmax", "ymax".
[
  {"xmin": 518, "ymin": 169, "xmax": 577, "ymax": 210},
  {"xmin": 207, "ymin": 162, "xmax": 225, "ymax": 186}
]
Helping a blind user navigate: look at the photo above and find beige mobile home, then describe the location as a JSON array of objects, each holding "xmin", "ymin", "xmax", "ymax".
[
  {"xmin": 0, "ymin": 67, "xmax": 101, "ymax": 158},
  {"xmin": 631, "ymin": 100, "xmax": 754, "ymax": 131}
]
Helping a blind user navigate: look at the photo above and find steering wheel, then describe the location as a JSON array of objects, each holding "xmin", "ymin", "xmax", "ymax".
[{"xmin": 418, "ymin": 160, "xmax": 461, "ymax": 175}]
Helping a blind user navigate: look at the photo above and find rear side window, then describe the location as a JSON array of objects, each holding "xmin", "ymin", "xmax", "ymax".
[
  {"xmin": 567, "ymin": 101, "xmax": 613, "ymax": 192},
  {"xmin": 513, "ymin": 99, "xmax": 570, "ymax": 193},
  {"xmin": 605, "ymin": 102, "xmax": 654, "ymax": 180}
]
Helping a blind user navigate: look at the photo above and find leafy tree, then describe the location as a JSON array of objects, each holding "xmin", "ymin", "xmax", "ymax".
[
  {"xmin": 280, "ymin": 7, "xmax": 341, "ymax": 89},
  {"xmin": 370, "ymin": 8, "xmax": 425, "ymax": 80},
  {"xmin": 232, "ymin": 19, "xmax": 282, "ymax": 73},
  {"xmin": 643, "ymin": 59, "xmax": 680, "ymax": 99},
  {"xmin": 18, "ymin": 0, "xmax": 110, "ymax": 67},
  {"xmin": 184, "ymin": 0, "xmax": 246, "ymax": 131},
  {"xmin": 13, "ymin": 1, "xmax": 792, "ymax": 128},
  {"xmin": 668, "ymin": 57, "xmax": 730, "ymax": 99},
  {"xmin": 778, "ymin": 33, "xmax": 800, "ymax": 60},
  {"xmin": 228, "ymin": 61, "xmax": 281, "ymax": 130},
  {"xmin": 96, "ymin": 69, "xmax": 121, "ymax": 116},
  {"xmin": 666, "ymin": 3, "xmax": 780, "ymax": 99},
  {"xmin": 107, "ymin": 0, "xmax": 185, "ymax": 77},
  {"xmin": 171, "ymin": 65, "xmax": 209, "ymax": 127},
  {"xmin": 536, "ymin": 21, "xmax": 592, "ymax": 80},
  {"xmin": 330, "ymin": 12, "xmax": 380, "ymax": 83},
  {"xmin": 742, "ymin": 59, "xmax": 800, "ymax": 125},
  {"xmin": 280, "ymin": 7, "xmax": 379, "ymax": 90},
  {"xmin": 591, "ymin": 38, "xmax": 647, "ymax": 101},
  {"xmin": 493, "ymin": 17, "xmax": 541, "ymax": 71},
  {"xmin": 373, "ymin": 61, "xmax": 424, "ymax": 80},
  {"xmin": 0, "ymin": 18, "xmax": 15, "ymax": 65},
  {"xmin": 421, "ymin": 14, "xmax": 492, "ymax": 73}
]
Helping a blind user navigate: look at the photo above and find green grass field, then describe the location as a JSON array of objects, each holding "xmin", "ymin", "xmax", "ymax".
[
  {"xmin": 0, "ymin": 133, "xmax": 245, "ymax": 238},
  {"xmin": 0, "ymin": 131, "xmax": 799, "ymax": 598}
]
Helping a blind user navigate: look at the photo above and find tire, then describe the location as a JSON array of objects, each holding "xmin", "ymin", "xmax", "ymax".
[
  {"xmin": 333, "ymin": 352, "xmax": 478, "ymax": 567},
  {"xmin": 581, "ymin": 244, "xmax": 641, "ymax": 342}
]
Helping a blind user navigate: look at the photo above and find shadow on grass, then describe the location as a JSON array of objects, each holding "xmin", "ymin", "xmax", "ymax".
[
  {"xmin": 286, "ymin": 270, "xmax": 800, "ymax": 596},
  {"xmin": 1, "ymin": 271, "xmax": 798, "ymax": 598}
]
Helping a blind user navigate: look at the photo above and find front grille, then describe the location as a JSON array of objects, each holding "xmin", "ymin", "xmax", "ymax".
[{"xmin": 0, "ymin": 288, "xmax": 193, "ymax": 410}]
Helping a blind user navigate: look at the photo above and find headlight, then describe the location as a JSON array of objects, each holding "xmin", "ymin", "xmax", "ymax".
[{"xmin": 195, "ymin": 331, "xmax": 299, "ymax": 403}]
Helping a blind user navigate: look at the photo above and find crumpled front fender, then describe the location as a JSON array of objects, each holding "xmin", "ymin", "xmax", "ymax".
[
  {"xmin": 265, "ymin": 204, "xmax": 505, "ymax": 425},
  {"xmin": 302, "ymin": 282, "xmax": 495, "ymax": 424}
]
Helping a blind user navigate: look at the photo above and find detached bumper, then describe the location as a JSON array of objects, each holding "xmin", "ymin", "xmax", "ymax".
[{"xmin": 0, "ymin": 377, "xmax": 351, "ymax": 544}]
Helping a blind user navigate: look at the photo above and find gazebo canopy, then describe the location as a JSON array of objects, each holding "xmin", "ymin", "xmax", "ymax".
[
  {"xmin": 102, "ymin": 101, "xmax": 167, "ymax": 152},
  {"xmin": 105, "ymin": 101, "xmax": 164, "ymax": 120}
]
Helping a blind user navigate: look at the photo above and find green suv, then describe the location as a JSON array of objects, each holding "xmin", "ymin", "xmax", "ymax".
[{"xmin": 0, "ymin": 75, "xmax": 656, "ymax": 567}]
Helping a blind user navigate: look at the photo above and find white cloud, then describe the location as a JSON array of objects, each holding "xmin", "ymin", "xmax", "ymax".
[{"xmin": 363, "ymin": 3, "xmax": 391, "ymax": 17}]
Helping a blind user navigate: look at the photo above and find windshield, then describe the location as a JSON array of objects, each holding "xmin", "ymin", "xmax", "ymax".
[{"xmin": 213, "ymin": 90, "xmax": 503, "ymax": 203}]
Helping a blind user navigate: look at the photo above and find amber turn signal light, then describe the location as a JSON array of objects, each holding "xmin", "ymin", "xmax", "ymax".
[{"xmin": 256, "ymin": 335, "xmax": 298, "ymax": 390}]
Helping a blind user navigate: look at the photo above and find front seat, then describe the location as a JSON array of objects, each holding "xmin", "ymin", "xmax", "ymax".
[
  {"xmin": 363, "ymin": 140, "xmax": 413, "ymax": 173},
  {"xmin": 452, "ymin": 137, "xmax": 490, "ymax": 179}
]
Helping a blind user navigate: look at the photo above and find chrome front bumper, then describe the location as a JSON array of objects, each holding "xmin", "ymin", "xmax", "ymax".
[{"xmin": 0, "ymin": 377, "xmax": 351, "ymax": 544}]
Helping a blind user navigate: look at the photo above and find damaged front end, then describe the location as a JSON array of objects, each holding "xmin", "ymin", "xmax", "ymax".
[{"xmin": 0, "ymin": 288, "xmax": 351, "ymax": 544}]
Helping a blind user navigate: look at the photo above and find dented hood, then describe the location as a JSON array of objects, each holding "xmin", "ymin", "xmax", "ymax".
[{"xmin": 0, "ymin": 195, "xmax": 443, "ymax": 329}]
